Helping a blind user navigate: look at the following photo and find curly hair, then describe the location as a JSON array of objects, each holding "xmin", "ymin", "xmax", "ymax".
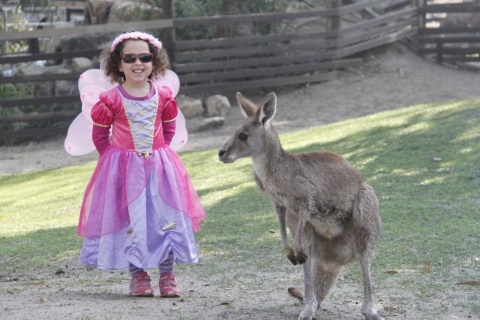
[{"xmin": 101, "ymin": 37, "xmax": 171, "ymax": 84}]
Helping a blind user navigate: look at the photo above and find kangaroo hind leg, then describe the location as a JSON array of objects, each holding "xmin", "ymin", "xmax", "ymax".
[
  {"xmin": 359, "ymin": 254, "xmax": 383, "ymax": 320},
  {"xmin": 354, "ymin": 183, "xmax": 383, "ymax": 320}
]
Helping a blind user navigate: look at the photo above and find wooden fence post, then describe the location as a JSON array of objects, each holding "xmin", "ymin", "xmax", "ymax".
[
  {"xmin": 328, "ymin": 0, "xmax": 341, "ymax": 32},
  {"xmin": 411, "ymin": 0, "xmax": 425, "ymax": 56},
  {"xmin": 414, "ymin": 0, "xmax": 426, "ymax": 29},
  {"xmin": 29, "ymin": 17, "xmax": 46, "ymax": 55},
  {"xmin": 436, "ymin": 41, "xmax": 443, "ymax": 64},
  {"xmin": 161, "ymin": 0, "xmax": 175, "ymax": 63}
]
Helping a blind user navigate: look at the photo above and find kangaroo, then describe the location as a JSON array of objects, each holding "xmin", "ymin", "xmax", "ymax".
[{"xmin": 218, "ymin": 92, "xmax": 383, "ymax": 320}]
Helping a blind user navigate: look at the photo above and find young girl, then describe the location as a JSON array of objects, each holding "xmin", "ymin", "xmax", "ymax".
[{"xmin": 76, "ymin": 31, "xmax": 205, "ymax": 298}]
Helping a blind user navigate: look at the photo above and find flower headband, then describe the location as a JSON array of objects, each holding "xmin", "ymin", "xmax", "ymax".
[{"xmin": 110, "ymin": 31, "xmax": 163, "ymax": 52}]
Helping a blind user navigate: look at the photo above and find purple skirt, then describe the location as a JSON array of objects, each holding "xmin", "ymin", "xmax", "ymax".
[{"xmin": 78, "ymin": 146, "xmax": 205, "ymax": 270}]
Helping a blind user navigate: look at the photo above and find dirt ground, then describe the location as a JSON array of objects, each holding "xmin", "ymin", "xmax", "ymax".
[{"xmin": 1, "ymin": 44, "xmax": 480, "ymax": 320}]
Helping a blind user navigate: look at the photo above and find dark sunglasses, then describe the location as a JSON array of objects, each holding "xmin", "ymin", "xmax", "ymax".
[{"xmin": 121, "ymin": 53, "xmax": 153, "ymax": 64}]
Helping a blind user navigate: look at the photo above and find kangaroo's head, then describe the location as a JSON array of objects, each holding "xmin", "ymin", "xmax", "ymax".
[{"xmin": 218, "ymin": 91, "xmax": 277, "ymax": 163}]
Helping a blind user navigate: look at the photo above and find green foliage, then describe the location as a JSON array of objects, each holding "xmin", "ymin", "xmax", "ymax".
[
  {"xmin": 175, "ymin": 0, "xmax": 290, "ymax": 40},
  {"xmin": 15, "ymin": 0, "xmax": 54, "ymax": 11},
  {"xmin": 0, "ymin": 83, "xmax": 34, "ymax": 119},
  {"xmin": 0, "ymin": 6, "xmax": 30, "ymax": 54},
  {"xmin": 0, "ymin": 84, "xmax": 35, "ymax": 144},
  {"xmin": 176, "ymin": 0, "xmax": 289, "ymax": 17},
  {"xmin": 109, "ymin": 1, "xmax": 163, "ymax": 22}
]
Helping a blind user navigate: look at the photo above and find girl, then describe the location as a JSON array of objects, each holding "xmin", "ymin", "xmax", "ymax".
[{"xmin": 77, "ymin": 31, "xmax": 205, "ymax": 298}]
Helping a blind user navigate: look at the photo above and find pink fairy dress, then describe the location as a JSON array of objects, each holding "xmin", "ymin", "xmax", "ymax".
[{"xmin": 77, "ymin": 83, "xmax": 205, "ymax": 270}]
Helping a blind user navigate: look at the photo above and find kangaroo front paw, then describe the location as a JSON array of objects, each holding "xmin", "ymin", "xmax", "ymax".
[
  {"xmin": 285, "ymin": 247, "xmax": 308, "ymax": 265},
  {"xmin": 295, "ymin": 251, "xmax": 308, "ymax": 264}
]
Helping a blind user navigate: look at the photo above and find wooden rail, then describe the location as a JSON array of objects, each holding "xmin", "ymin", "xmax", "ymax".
[
  {"xmin": 0, "ymin": 0, "xmax": 416, "ymax": 142},
  {"xmin": 174, "ymin": 0, "xmax": 416, "ymax": 95}
]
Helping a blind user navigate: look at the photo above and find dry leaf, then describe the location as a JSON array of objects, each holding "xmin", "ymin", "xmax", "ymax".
[
  {"xmin": 385, "ymin": 305, "xmax": 397, "ymax": 312},
  {"xmin": 415, "ymin": 259, "xmax": 430, "ymax": 264},
  {"xmin": 423, "ymin": 265, "xmax": 432, "ymax": 271},
  {"xmin": 454, "ymin": 281, "xmax": 480, "ymax": 286}
]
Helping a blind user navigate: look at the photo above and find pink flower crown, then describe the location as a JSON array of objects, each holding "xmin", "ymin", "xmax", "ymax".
[{"xmin": 110, "ymin": 31, "xmax": 163, "ymax": 52}]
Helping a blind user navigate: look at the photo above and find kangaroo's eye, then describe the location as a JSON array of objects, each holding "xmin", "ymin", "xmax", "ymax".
[{"xmin": 238, "ymin": 133, "xmax": 248, "ymax": 141}]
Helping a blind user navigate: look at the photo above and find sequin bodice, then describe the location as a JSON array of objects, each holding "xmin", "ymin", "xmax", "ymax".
[{"xmin": 122, "ymin": 90, "xmax": 159, "ymax": 154}]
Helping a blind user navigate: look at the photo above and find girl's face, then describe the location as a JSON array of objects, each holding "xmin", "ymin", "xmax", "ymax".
[{"xmin": 119, "ymin": 39, "xmax": 153, "ymax": 85}]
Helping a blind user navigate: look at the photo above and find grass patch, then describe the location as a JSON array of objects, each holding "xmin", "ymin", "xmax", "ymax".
[{"xmin": 1, "ymin": 98, "xmax": 479, "ymax": 318}]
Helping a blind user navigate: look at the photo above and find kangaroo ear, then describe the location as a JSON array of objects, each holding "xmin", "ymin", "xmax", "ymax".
[
  {"xmin": 236, "ymin": 92, "xmax": 256, "ymax": 118},
  {"xmin": 257, "ymin": 92, "xmax": 277, "ymax": 128}
]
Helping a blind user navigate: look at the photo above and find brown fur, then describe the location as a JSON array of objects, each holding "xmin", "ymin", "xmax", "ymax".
[{"xmin": 218, "ymin": 92, "xmax": 383, "ymax": 320}]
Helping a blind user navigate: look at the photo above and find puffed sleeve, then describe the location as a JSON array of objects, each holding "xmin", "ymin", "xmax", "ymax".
[
  {"xmin": 91, "ymin": 92, "xmax": 114, "ymax": 127},
  {"xmin": 90, "ymin": 92, "xmax": 114, "ymax": 154},
  {"xmin": 162, "ymin": 89, "xmax": 178, "ymax": 145},
  {"xmin": 162, "ymin": 91, "xmax": 178, "ymax": 122}
]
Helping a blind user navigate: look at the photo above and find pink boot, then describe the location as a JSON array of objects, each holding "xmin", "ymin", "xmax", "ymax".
[
  {"xmin": 129, "ymin": 272, "xmax": 154, "ymax": 297},
  {"xmin": 159, "ymin": 273, "xmax": 181, "ymax": 298}
]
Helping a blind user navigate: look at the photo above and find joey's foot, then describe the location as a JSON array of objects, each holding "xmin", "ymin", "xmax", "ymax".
[
  {"xmin": 296, "ymin": 251, "xmax": 308, "ymax": 264},
  {"xmin": 287, "ymin": 287, "xmax": 303, "ymax": 301},
  {"xmin": 287, "ymin": 250, "xmax": 299, "ymax": 265}
]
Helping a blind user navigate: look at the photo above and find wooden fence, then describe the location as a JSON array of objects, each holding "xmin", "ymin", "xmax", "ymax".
[
  {"xmin": 0, "ymin": 0, "xmax": 417, "ymax": 142},
  {"xmin": 416, "ymin": 0, "xmax": 480, "ymax": 69},
  {"xmin": 173, "ymin": 0, "xmax": 416, "ymax": 94}
]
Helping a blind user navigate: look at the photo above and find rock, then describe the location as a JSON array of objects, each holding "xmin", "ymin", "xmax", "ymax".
[
  {"xmin": 205, "ymin": 95, "xmax": 231, "ymax": 117},
  {"xmin": 55, "ymin": 80, "xmax": 78, "ymax": 96},
  {"xmin": 55, "ymin": 268, "xmax": 65, "ymax": 276},
  {"xmin": 21, "ymin": 64, "xmax": 71, "ymax": 97},
  {"xmin": 71, "ymin": 57, "xmax": 94, "ymax": 73},
  {"xmin": 108, "ymin": 0, "xmax": 162, "ymax": 23},
  {"xmin": 21, "ymin": 64, "xmax": 70, "ymax": 77},
  {"xmin": 197, "ymin": 117, "xmax": 225, "ymax": 131},
  {"xmin": 177, "ymin": 95, "xmax": 204, "ymax": 119},
  {"xmin": 84, "ymin": 0, "xmax": 115, "ymax": 24},
  {"xmin": 45, "ymin": 33, "xmax": 111, "ymax": 67}
]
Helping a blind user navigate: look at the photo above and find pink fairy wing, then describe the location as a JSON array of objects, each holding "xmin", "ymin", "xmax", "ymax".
[
  {"xmin": 154, "ymin": 69, "xmax": 187, "ymax": 151},
  {"xmin": 78, "ymin": 69, "xmax": 113, "ymax": 92},
  {"xmin": 65, "ymin": 69, "xmax": 113, "ymax": 156},
  {"xmin": 64, "ymin": 113, "xmax": 95, "ymax": 156},
  {"xmin": 169, "ymin": 109, "xmax": 188, "ymax": 151},
  {"xmin": 153, "ymin": 69, "xmax": 180, "ymax": 97},
  {"xmin": 79, "ymin": 69, "xmax": 115, "ymax": 122}
]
